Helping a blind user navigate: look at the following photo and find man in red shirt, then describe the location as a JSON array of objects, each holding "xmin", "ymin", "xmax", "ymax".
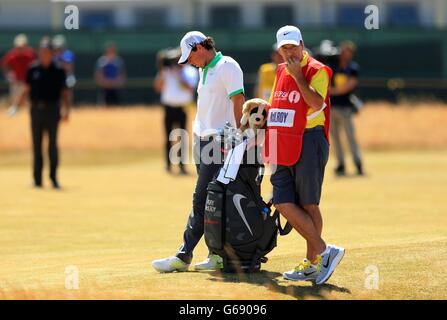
[{"xmin": 2, "ymin": 34, "xmax": 36, "ymax": 115}]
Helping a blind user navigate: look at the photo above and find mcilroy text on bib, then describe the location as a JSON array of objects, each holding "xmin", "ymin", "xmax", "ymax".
[{"xmin": 267, "ymin": 109, "xmax": 295, "ymax": 127}]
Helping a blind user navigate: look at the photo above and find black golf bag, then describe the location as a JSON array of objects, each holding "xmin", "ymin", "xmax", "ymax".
[{"xmin": 204, "ymin": 148, "xmax": 292, "ymax": 273}]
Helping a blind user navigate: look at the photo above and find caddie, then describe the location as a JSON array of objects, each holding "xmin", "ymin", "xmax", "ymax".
[
  {"xmin": 264, "ymin": 25, "xmax": 345, "ymax": 285},
  {"xmin": 152, "ymin": 31, "xmax": 245, "ymax": 273}
]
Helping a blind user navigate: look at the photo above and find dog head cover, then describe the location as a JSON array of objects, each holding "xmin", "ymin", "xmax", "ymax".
[{"xmin": 240, "ymin": 98, "xmax": 270, "ymax": 132}]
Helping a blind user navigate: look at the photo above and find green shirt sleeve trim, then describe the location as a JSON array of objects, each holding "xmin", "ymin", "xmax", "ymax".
[{"xmin": 228, "ymin": 88, "xmax": 244, "ymax": 98}]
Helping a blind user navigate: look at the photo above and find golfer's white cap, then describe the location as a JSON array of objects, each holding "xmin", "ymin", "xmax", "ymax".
[
  {"xmin": 276, "ymin": 25, "xmax": 303, "ymax": 49},
  {"xmin": 178, "ymin": 31, "xmax": 207, "ymax": 64}
]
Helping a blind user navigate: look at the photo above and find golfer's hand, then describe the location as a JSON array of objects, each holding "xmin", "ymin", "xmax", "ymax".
[
  {"xmin": 286, "ymin": 57, "xmax": 303, "ymax": 80},
  {"xmin": 7, "ymin": 105, "xmax": 18, "ymax": 117}
]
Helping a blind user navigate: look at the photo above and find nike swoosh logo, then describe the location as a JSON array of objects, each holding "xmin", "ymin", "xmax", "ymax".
[
  {"xmin": 323, "ymin": 256, "xmax": 331, "ymax": 268},
  {"xmin": 232, "ymin": 194, "xmax": 253, "ymax": 236},
  {"xmin": 304, "ymin": 271, "xmax": 316, "ymax": 276},
  {"xmin": 283, "ymin": 32, "xmax": 291, "ymax": 35}
]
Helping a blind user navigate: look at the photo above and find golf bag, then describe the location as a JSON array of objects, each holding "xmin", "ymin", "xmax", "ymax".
[{"xmin": 204, "ymin": 148, "xmax": 292, "ymax": 273}]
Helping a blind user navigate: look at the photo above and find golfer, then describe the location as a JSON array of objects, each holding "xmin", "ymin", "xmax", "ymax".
[
  {"xmin": 264, "ymin": 25, "xmax": 344, "ymax": 284},
  {"xmin": 152, "ymin": 31, "xmax": 245, "ymax": 272}
]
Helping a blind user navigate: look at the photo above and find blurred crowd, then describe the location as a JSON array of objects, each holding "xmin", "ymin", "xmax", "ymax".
[
  {"xmin": 1, "ymin": 33, "xmax": 127, "ymax": 108},
  {"xmin": 1, "ymin": 33, "xmax": 364, "ymax": 177}
]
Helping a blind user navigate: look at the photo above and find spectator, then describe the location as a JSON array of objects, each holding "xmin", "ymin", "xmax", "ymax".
[
  {"xmin": 12, "ymin": 37, "xmax": 70, "ymax": 189},
  {"xmin": 153, "ymin": 47, "xmax": 198, "ymax": 175},
  {"xmin": 329, "ymin": 40, "xmax": 364, "ymax": 176},
  {"xmin": 254, "ymin": 43, "xmax": 283, "ymax": 101},
  {"xmin": 94, "ymin": 42, "xmax": 126, "ymax": 106},
  {"xmin": 52, "ymin": 34, "xmax": 76, "ymax": 88},
  {"xmin": 2, "ymin": 33, "xmax": 36, "ymax": 115}
]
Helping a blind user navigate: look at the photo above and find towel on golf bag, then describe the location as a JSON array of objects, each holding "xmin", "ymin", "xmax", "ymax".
[
  {"xmin": 204, "ymin": 151, "xmax": 292, "ymax": 273},
  {"xmin": 216, "ymin": 138, "xmax": 248, "ymax": 185}
]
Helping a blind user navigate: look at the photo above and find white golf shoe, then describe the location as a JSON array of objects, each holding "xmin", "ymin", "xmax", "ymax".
[
  {"xmin": 316, "ymin": 245, "xmax": 345, "ymax": 285},
  {"xmin": 152, "ymin": 256, "xmax": 189, "ymax": 273},
  {"xmin": 194, "ymin": 254, "xmax": 223, "ymax": 271}
]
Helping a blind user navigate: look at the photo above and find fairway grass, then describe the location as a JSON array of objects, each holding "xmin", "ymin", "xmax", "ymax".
[{"xmin": 0, "ymin": 150, "xmax": 446, "ymax": 300}]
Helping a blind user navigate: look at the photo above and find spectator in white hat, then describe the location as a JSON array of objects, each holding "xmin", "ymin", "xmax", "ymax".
[{"xmin": 2, "ymin": 33, "xmax": 36, "ymax": 115}]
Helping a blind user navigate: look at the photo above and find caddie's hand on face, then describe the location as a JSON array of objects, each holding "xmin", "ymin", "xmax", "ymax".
[{"xmin": 286, "ymin": 57, "xmax": 303, "ymax": 79}]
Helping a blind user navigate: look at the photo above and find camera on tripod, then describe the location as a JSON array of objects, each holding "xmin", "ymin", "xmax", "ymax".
[
  {"xmin": 314, "ymin": 40, "xmax": 340, "ymax": 69},
  {"xmin": 156, "ymin": 47, "xmax": 181, "ymax": 69}
]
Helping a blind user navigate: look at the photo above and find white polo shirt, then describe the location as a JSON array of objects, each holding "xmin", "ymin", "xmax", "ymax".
[{"xmin": 193, "ymin": 52, "xmax": 244, "ymax": 137}]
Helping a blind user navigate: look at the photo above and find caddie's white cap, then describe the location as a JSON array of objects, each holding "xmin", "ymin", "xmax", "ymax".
[
  {"xmin": 276, "ymin": 25, "xmax": 303, "ymax": 49},
  {"xmin": 178, "ymin": 31, "xmax": 207, "ymax": 64}
]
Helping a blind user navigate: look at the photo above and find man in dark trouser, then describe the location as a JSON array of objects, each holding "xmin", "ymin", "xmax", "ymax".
[
  {"xmin": 329, "ymin": 41, "xmax": 363, "ymax": 176},
  {"xmin": 31, "ymin": 103, "xmax": 60, "ymax": 186},
  {"xmin": 14, "ymin": 37, "xmax": 70, "ymax": 189},
  {"xmin": 153, "ymin": 47, "xmax": 198, "ymax": 174},
  {"xmin": 152, "ymin": 31, "xmax": 245, "ymax": 273},
  {"xmin": 175, "ymin": 135, "xmax": 222, "ymax": 264},
  {"xmin": 163, "ymin": 105, "xmax": 187, "ymax": 172}
]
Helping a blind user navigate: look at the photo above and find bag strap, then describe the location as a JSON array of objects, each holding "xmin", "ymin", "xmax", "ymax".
[
  {"xmin": 273, "ymin": 209, "xmax": 293, "ymax": 236},
  {"xmin": 255, "ymin": 165, "xmax": 265, "ymax": 186},
  {"xmin": 249, "ymin": 249, "xmax": 263, "ymax": 272}
]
